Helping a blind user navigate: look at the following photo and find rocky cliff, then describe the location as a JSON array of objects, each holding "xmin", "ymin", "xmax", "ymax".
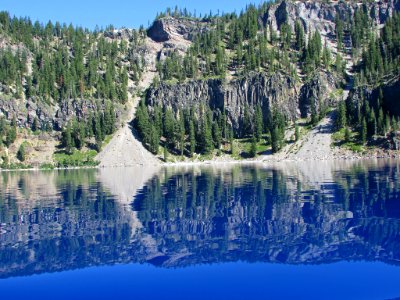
[
  {"xmin": 265, "ymin": 0, "xmax": 400, "ymax": 38},
  {"xmin": 146, "ymin": 72, "xmax": 299, "ymax": 133},
  {"xmin": 0, "ymin": 92, "xmax": 123, "ymax": 130},
  {"xmin": 147, "ymin": 17, "xmax": 209, "ymax": 43},
  {"xmin": 146, "ymin": 71, "xmax": 337, "ymax": 133},
  {"xmin": 299, "ymin": 71, "xmax": 338, "ymax": 118},
  {"xmin": 347, "ymin": 77, "xmax": 400, "ymax": 117}
]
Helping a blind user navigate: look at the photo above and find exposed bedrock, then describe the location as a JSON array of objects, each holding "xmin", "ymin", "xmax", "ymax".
[{"xmin": 146, "ymin": 71, "xmax": 337, "ymax": 134}]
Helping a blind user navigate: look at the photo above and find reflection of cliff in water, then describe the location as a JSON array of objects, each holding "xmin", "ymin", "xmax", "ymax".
[
  {"xmin": 133, "ymin": 161, "xmax": 400, "ymax": 267},
  {"xmin": 0, "ymin": 160, "xmax": 399, "ymax": 279}
]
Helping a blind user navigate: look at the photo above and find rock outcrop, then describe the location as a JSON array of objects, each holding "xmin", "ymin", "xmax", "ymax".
[
  {"xmin": 265, "ymin": 0, "xmax": 399, "ymax": 36},
  {"xmin": 147, "ymin": 17, "xmax": 209, "ymax": 43},
  {"xmin": 347, "ymin": 77, "xmax": 400, "ymax": 119},
  {"xmin": 146, "ymin": 72, "xmax": 299, "ymax": 134},
  {"xmin": 0, "ymin": 94, "xmax": 122, "ymax": 130},
  {"xmin": 299, "ymin": 71, "xmax": 338, "ymax": 118},
  {"xmin": 146, "ymin": 71, "xmax": 339, "ymax": 133},
  {"xmin": 262, "ymin": 0, "xmax": 400, "ymax": 59}
]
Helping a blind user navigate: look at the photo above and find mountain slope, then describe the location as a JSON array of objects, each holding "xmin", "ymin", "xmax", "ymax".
[{"xmin": 0, "ymin": 0, "xmax": 400, "ymax": 168}]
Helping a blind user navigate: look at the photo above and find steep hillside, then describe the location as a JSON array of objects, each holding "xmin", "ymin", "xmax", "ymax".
[
  {"xmin": 0, "ymin": 0, "xmax": 400, "ymax": 168},
  {"xmin": 0, "ymin": 13, "xmax": 151, "ymax": 167},
  {"xmin": 136, "ymin": 0, "xmax": 400, "ymax": 161}
]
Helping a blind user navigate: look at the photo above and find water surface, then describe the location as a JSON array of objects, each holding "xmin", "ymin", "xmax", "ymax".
[{"xmin": 0, "ymin": 160, "xmax": 400, "ymax": 299}]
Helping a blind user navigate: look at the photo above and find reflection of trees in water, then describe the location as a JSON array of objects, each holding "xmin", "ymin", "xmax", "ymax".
[
  {"xmin": 133, "ymin": 164, "xmax": 400, "ymax": 267},
  {"xmin": 333, "ymin": 162, "xmax": 400, "ymax": 218},
  {"xmin": 0, "ymin": 162, "xmax": 399, "ymax": 278},
  {"xmin": 0, "ymin": 170, "xmax": 136, "ymax": 279}
]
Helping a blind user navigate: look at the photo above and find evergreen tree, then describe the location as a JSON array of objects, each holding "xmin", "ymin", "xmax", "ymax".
[
  {"xmin": 255, "ymin": 104, "xmax": 263, "ymax": 142},
  {"xmin": 336, "ymin": 101, "xmax": 347, "ymax": 130},
  {"xmin": 177, "ymin": 112, "xmax": 185, "ymax": 156},
  {"xmin": 189, "ymin": 120, "xmax": 195, "ymax": 157},
  {"xmin": 385, "ymin": 114, "xmax": 391, "ymax": 135},
  {"xmin": 295, "ymin": 123, "xmax": 300, "ymax": 141},
  {"xmin": 136, "ymin": 101, "xmax": 150, "ymax": 144},
  {"xmin": 270, "ymin": 111, "xmax": 285, "ymax": 153},
  {"xmin": 163, "ymin": 108, "xmax": 175, "ymax": 149},
  {"xmin": 163, "ymin": 146, "xmax": 168, "ymax": 162},
  {"xmin": 149, "ymin": 125, "xmax": 160, "ymax": 154},
  {"xmin": 32, "ymin": 117, "xmax": 39, "ymax": 132},
  {"xmin": 5, "ymin": 117, "xmax": 17, "ymax": 147},
  {"xmin": 204, "ymin": 110, "xmax": 214, "ymax": 153},
  {"xmin": 295, "ymin": 21, "xmax": 305, "ymax": 51},
  {"xmin": 212, "ymin": 121, "xmax": 222, "ymax": 150},
  {"xmin": 361, "ymin": 118, "xmax": 367, "ymax": 145},
  {"xmin": 377, "ymin": 107, "xmax": 384, "ymax": 135},
  {"xmin": 250, "ymin": 135, "xmax": 257, "ymax": 157},
  {"xmin": 17, "ymin": 143, "xmax": 26, "ymax": 162},
  {"xmin": 322, "ymin": 43, "xmax": 331, "ymax": 70},
  {"xmin": 229, "ymin": 126, "xmax": 235, "ymax": 155},
  {"xmin": 62, "ymin": 122, "xmax": 73, "ymax": 154},
  {"xmin": 271, "ymin": 126, "xmax": 281, "ymax": 153},
  {"xmin": 242, "ymin": 104, "xmax": 251, "ymax": 137},
  {"xmin": 345, "ymin": 127, "xmax": 351, "ymax": 142}
]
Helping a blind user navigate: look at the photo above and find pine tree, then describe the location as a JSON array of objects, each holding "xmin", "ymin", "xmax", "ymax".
[
  {"xmin": 336, "ymin": 101, "xmax": 347, "ymax": 130},
  {"xmin": 385, "ymin": 114, "xmax": 391, "ymax": 135},
  {"xmin": 177, "ymin": 112, "xmax": 185, "ymax": 156},
  {"xmin": 255, "ymin": 104, "xmax": 263, "ymax": 142},
  {"xmin": 136, "ymin": 101, "xmax": 150, "ymax": 144},
  {"xmin": 0, "ymin": 117, "xmax": 5, "ymax": 138},
  {"xmin": 5, "ymin": 118, "xmax": 17, "ymax": 147},
  {"xmin": 250, "ymin": 135, "xmax": 257, "ymax": 157},
  {"xmin": 295, "ymin": 123, "xmax": 300, "ymax": 141},
  {"xmin": 189, "ymin": 120, "xmax": 195, "ymax": 157},
  {"xmin": 361, "ymin": 118, "xmax": 367, "ymax": 145},
  {"xmin": 335, "ymin": 53, "xmax": 344, "ymax": 76},
  {"xmin": 212, "ymin": 121, "xmax": 222, "ymax": 150},
  {"xmin": 345, "ymin": 127, "xmax": 351, "ymax": 142},
  {"xmin": 271, "ymin": 126, "xmax": 281, "ymax": 153},
  {"xmin": 295, "ymin": 21, "xmax": 305, "ymax": 52},
  {"xmin": 242, "ymin": 104, "xmax": 251, "ymax": 137},
  {"xmin": 163, "ymin": 108, "xmax": 175, "ymax": 149},
  {"xmin": 377, "ymin": 108, "xmax": 384, "ymax": 135},
  {"xmin": 201, "ymin": 109, "xmax": 213, "ymax": 154},
  {"xmin": 17, "ymin": 143, "xmax": 26, "ymax": 162},
  {"xmin": 163, "ymin": 146, "xmax": 168, "ymax": 162},
  {"xmin": 229, "ymin": 126, "xmax": 235, "ymax": 155},
  {"xmin": 62, "ymin": 122, "xmax": 73, "ymax": 154},
  {"xmin": 322, "ymin": 43, "xmax": 331, "ymax": 70},
  {"xmin": 149, "ymin": 125, "xmax": 160, "ymax": 154},
  {"xmin": 32, "ymin": 117, "xmax": 39, "ymax": 132},
  {"xmin": 369, "ymin": 109, "xmax": 377, "ymax": 137}
]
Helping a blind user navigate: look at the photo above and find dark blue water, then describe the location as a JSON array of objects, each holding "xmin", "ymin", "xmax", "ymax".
[{"xmin": 0, "ymin": 160, "xmax": 400, "ymax": 299}]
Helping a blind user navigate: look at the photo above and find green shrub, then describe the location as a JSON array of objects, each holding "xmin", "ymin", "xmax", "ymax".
[{"xmin": 54, "ymin": 150, "xmax": 99, "ymax": 167}]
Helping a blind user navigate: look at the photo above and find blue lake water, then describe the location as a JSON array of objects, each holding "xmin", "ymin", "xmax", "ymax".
[{"xmin": 0, "ymin": 160, "xmax": 400, "ymax": 299}]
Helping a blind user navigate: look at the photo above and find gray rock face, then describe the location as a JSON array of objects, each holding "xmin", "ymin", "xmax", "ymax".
[
  {"xmin": 347, "ymin": 77, "xmax": 400, "ymax": 119},
  {"xmin": 299, "ymin": 72, "xmax": 337, "ymax": 118},
  {"xmin": 264, "ymin": 0, "xmax": 399, "ymax": 46},
  {"xmin": 147, "ymin": 17, "xmax": 209, "ymax": 42},
  {"xmin": 146, "ymin": 72, "xmax": 299, "ymax": 134},
  {"xmin": 0, "ymin": 95, "xmax": 122, "ymax": 130}
]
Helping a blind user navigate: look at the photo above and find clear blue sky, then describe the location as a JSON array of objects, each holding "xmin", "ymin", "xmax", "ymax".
[{"xmin": 1, "ymin": 0, "xmax": 266, "ymax": 30}]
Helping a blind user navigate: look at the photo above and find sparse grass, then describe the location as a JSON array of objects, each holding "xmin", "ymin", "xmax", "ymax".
[
  {"xmin": 39, "ymin": 163, "xmax": 55, "ymax": 170},
  {"xmin": 0, "ymin": 163, "xmax": 32, "ymax": 170},
  {"xmin": 103, "ymin": 134, "xmax": 113, "ymax": 146},
  {"xmin": 237, "ymin": 137, "xmax": 269, "ymax": 157},
  {"xmin": 332, "ymin": 128, "xmax": 366, "ymax": 153},
  {"xmin": 54, "ymin": 150, "xmax": 99, "ymax": 167}
]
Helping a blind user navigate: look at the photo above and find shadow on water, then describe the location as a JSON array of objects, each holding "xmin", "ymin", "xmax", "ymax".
[{"xmin": 0, "ymin": 159, "xmax": 400, "ymax": 278}]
